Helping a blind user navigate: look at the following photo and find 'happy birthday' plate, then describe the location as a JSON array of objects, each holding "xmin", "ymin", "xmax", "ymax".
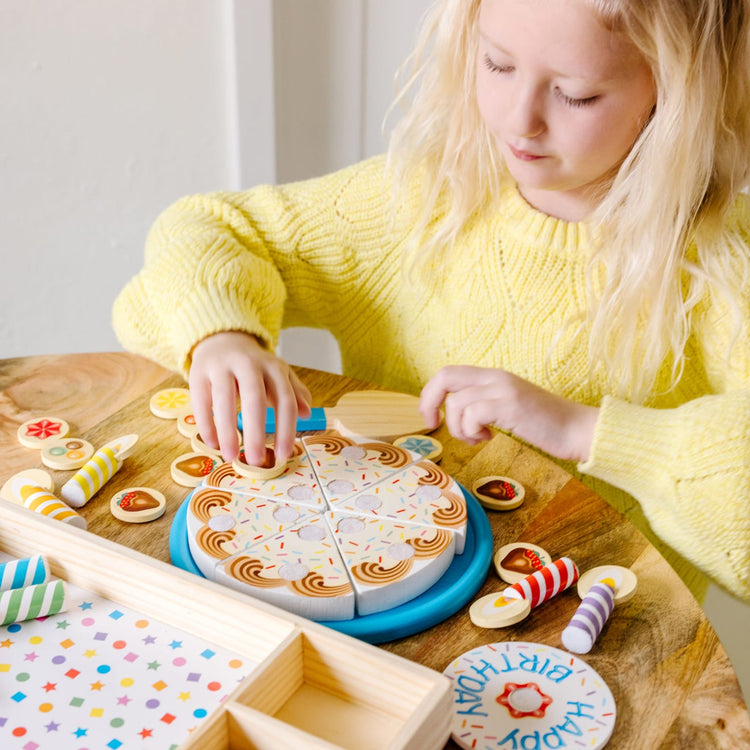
[{"xmin": 443, "ymin": 641, "xmax": 616, "ymax": 750}]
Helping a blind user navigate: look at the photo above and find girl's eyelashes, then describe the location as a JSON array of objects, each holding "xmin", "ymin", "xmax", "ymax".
[
  {"xmin": 482, "ymin": 53, "xmax": 513, "ymax": 74},
  {"xmin": 555, "ymin": 89, "xmax": 599, "ymax": 108},
  {"xmin": 481, "ymin": 53, "xmax": 599, "ymax": 108}
]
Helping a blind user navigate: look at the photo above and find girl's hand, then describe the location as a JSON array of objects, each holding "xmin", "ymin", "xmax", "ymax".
[
  {"xmin": 419, "ymin": 366, "xmax": 598, "ymax": 463},
  {"xmin": 188, "ymin": 331, "xmax": 311, "ymax": 464}
]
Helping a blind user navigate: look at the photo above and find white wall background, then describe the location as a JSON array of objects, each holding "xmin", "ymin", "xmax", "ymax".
[{"xmin": 1, "ymin": 0, "xmax": 747, "ymax": 701}]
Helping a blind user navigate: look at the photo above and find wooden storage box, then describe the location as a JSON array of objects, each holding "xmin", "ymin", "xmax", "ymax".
[{"xmin": 0, "ymin": 498, "xmax": 452, "ymax": 750}]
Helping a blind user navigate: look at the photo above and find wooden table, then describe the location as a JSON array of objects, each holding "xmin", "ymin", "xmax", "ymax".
[{"xmin": 1, "ymin": 352, "xmax": 748, "ymax": 749}]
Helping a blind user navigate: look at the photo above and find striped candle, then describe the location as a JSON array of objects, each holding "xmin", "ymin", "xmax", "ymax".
[
  {"xmin": 60, "ymin": 446, "xmax": 121, "ymax": 508},
  {"xmin": 561, "ymin": 576, "xmax": 617, "ymax": 654},
  {"xmin": 0, "ymin": 554, "xmax": 49, "ymax": 592},
  {"xmin": 0, "ymin": 579, "xmax": 68, "ymax": 626},
  {"xmin": 504, "ymin": 557, "xmax": 579, "ymax": 609},
  {"xmin": 17, "ymin": 484, "xmax": 88, "ymax": 530}
]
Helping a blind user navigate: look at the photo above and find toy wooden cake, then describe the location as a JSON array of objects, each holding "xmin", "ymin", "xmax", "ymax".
[{"xmin": 185, "ymin": 433, "xmax": 468, "ymax": 621}]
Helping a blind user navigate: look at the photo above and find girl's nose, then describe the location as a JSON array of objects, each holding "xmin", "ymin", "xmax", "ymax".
[{"xmin": 508, "ymin": 84, "xmax": 546, "ymax": 139}]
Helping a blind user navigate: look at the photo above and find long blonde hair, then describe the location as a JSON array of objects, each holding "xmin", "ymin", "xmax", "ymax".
[{"xmin": 387, "ymin": 0, "xmax": 750, "ymax": 402}]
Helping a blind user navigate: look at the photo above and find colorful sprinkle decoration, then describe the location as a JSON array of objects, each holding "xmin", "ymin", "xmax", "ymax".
[
  {"xmin": 0, "ymin": 566, "xmax": 255, "ymax": 750},
  {"xmin": 443, "ymin": 642, "xmax": 616, "ymax": 750}
]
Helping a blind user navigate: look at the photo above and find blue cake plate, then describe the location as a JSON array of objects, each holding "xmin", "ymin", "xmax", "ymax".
[{"xmin": 169, "ymin": 485, "xmax": 493, "ymax": 644}]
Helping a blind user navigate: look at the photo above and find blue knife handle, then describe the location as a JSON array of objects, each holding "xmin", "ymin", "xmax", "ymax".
[{"xmin": 238, "ymin": 407, "xmax": 328, "ymax": 433}]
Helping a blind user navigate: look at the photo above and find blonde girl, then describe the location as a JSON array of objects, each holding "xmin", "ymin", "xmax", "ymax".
[{"xmin": 113, "ymin": 0, "xmax": 750, "ymax": 603}]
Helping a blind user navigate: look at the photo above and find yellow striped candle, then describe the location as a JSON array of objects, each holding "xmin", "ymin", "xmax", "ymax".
[
  {"xmin": 17, "ymin": 483, "xmax": 87, "ymax": 529},
  {"xmin": 60, "ymin": 445, "xmax": 121, "ymax": 508},
  {"xmin": 0, "ymin": 579, "xmax": 68, "ymax": 625}
]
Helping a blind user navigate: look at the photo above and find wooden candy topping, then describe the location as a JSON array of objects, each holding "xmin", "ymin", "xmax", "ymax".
[
  {"xmin": 443, "ymin": 642, "xmax": 616, "ymax": 750},
  {"xmin": 17, "ymin": 417, "xmax": 70, "ymax": 448},
  {"xmin": 393, "ymin": 434, "xmax": 443, "ymax": 461},
  {"xmin": 472, "ymin": 475, "xmax": 525, "ymax": 510},
  {"xmin": 149, "ymin": 388, "xmax": 191, "ymax": 419},
  {"xmin": 494, "ymin": 542, "xmax": 552, "ymax": 584},
  {"xmin": 232, "ymin": 447, "xmax": 286, "ymax": 479},
  {"xmin": 469, "ymin": 592, "xmax": 531, "ymax": 628},
  {"xmin": 110, "ymin": 487, "xmax": 166, "ymax": 523},
  {"xmin": 41, "ymin": 437, "xmax": 94, "ymax": 470},
  {"xmin": 577, "ymin": 564, "xmax": 638, "ymax": 605},
  {"xmin": 170, "ymin": 452, "xmax": 220, "ymax": 487},
  {"xmin": 177, "ymin": 412, "xmax": 199, "ymax": 437}
]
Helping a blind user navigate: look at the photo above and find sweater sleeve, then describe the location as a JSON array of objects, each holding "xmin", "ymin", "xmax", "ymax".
[
  {"xmin": 579, "ymin": 392, "xmax": 750, "ymax": 601},
  {"xmin": 112, "ymin": 156, "xmax": 397, "ymax": 378}
]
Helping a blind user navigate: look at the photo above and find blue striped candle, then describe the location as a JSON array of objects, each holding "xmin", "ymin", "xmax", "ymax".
[{"xmin": 0, "ymin": 554, "xmax": 49, "ymax": 592}]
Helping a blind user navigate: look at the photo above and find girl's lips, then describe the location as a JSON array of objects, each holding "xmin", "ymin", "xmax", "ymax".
[{"xmin": 508, "ymin": 144, "xmax": 545, "ymax": 161}]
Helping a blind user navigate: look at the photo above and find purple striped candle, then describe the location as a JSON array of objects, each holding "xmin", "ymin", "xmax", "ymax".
[{"xmin": 561, "ymin": 576, "xmax": 617, "ymax": 654}]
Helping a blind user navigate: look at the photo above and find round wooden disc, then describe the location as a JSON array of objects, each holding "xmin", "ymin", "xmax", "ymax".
[
  {"xmin": 190, "ymin": 432, "xmax": 223, "ymax": 456},
  {"xmin": 444, "ymin": 642, "xmax": 616, "ymax": 750},
  {"xmin": 149, "ymin": 388, "xmax": 192, "ymax": 419},
  {"xmin": 493, "ymin": 542, "xmax": 553, "ymax": 584},
  {"xmin": 17, "ymin": 417, "xmax": 70, "ymax": 448},
  {"xmin": 170, "ymin": 452, "xmax": 221, "ymax": 487},
  {"xmin": 110, "ymin": 487, "xmax": 166, "ymax": 523},
  {"xmin": 577, "ymin": 564, "xmax": 638, "ymax": 604},
  {"xmin": 469, "ymin": 591, "xmax": 531, "ymax": 628},
  {"xmin": 392, "ymin": 434, "xmax": 443, "ymax": 462},
  {"xmin": 231, "ymin": 447, "xmax": 286, "ymax": 479},
  {"xmin": 177, "ymin": 412, "xmax": 199, "ymax": 438},
  {"xmin": 472, "ymin": 475, "xmax": 525, "ymax": 511},
  {"xmin": 41, "ymin": 437, "xmax": 95, "ymax": 470}
]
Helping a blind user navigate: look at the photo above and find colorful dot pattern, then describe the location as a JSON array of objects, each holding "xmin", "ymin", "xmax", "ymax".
[{"xmin": 0, "ymin": 572, "xmax": 255, "ymax": 749}]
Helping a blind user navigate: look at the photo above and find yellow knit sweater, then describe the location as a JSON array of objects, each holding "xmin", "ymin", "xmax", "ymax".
[{"xmin": 112, "ymin": 155, "xmax": 750, "ymax": 603}]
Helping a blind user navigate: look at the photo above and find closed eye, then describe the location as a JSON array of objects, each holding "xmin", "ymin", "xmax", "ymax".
[
  {"xmin": 482, "ymin": 53, "xmax": 513, "ymax": 74},
  {"xmin": 555, "ymin": 89, "xmax": 599, "ymax": 108}
]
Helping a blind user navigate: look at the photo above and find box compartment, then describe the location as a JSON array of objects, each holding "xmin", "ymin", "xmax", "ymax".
[{"xmin": 0, "ymin": 499, "xmax": 452, "ymax": 750}]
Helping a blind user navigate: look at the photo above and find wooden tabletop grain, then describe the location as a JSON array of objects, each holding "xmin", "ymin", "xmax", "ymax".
[{"xmin": 0, "ymin": 352, "xmax": 748, "ymax": 749}]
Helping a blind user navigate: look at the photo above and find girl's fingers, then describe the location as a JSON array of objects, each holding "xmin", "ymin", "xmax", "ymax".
[
  {"xmin": 211, "ymin": 370, "xmax": 243, "ymax": 461},
  {"xmin": 188, "ymin": 370, "xmax": 218, "ymax": 450}
]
